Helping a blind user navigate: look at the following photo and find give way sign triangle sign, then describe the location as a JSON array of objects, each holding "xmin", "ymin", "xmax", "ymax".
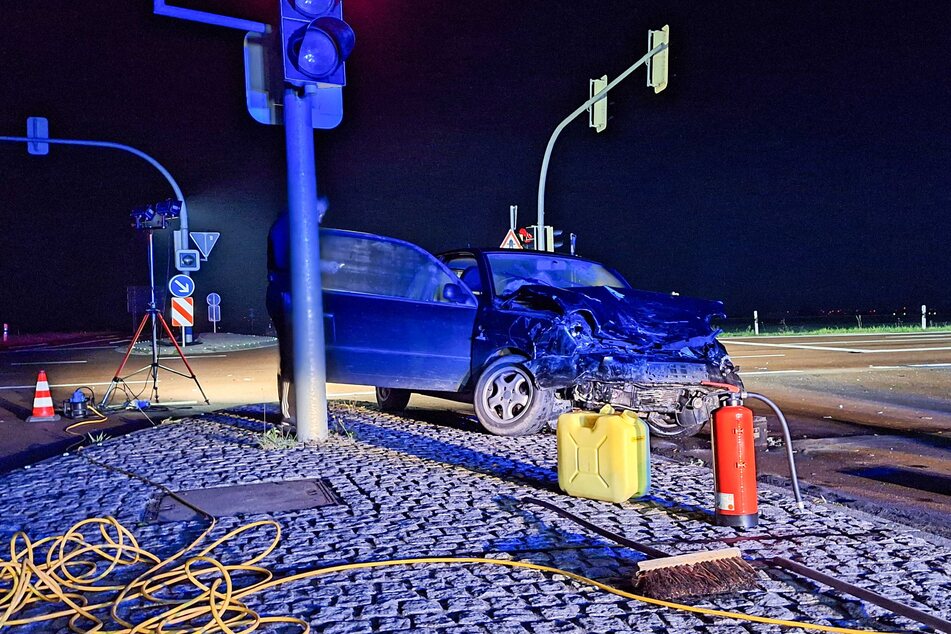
[{"xmin": 190, "ymin": 232, "xmax": 221, "ymax": 260}]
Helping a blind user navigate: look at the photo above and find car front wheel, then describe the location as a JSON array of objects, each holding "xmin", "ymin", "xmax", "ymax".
[
  {"xmin": 474, "ymin": 358, "xmax": 553, "ymax": 436},
  {"xmin": 376, "ymin": 387, "xmax": 411, "ymax": 412}
]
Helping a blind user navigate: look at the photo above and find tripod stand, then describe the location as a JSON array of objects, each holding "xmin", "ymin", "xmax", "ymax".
[{"xmin": 100, "ymin": 228, "xmax": 209, "ymax": 409}]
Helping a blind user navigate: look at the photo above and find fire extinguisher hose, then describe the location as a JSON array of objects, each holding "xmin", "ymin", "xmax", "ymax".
[{"xmin": 745, "ymin": 392, "xmax": 805, "ymax": 511}]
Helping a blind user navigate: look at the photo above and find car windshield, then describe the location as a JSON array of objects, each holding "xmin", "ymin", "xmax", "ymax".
[{"xmin": 487, "ymin": 253, "xmax": 629, "ymax": 297}]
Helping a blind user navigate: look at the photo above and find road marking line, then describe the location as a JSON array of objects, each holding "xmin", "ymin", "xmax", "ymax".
[
  {"xmin": 909, "ymin": 363, "xmax": 951, "ymax": 368},
  {"xmin": 6, "ymin": 345, "xmax": 119, "ymax": 353},
  {"xmin": 723, "ymin": 330, "xmax": 951, "ymax": 341},
  {"xmin": 10, "ymin": 360, "xmax": 88, "ymax": 366},
  {"xmin": 158, "ymin": 355, "xmax": 228, "ymax": 360},
  {"xmin": 725, "ymin": 341, "xmax": 866, "ymax": 353},
  {"xmin": 328, "ymin": 390, "xmax": 375, "ymax": 397},
  {"xmin": 47, "ymin": 338, "xmax": 118, "ymax": 349},
  {"xmin": 741, "ymin": 370, "xmax": 806, "ymax": 375},
  {"xmin": 725, "ymin": 341, "xmax": 951, "ymax": 354},
  {"xmin": 756, "ymin": 336, "xmax": 951, "ymax": 345},
  {"xmin": 0, "ymin": 380, "xmax": 154, "ymax": 391},
  {"xmin": 730, "ymin": 354, "xmax": 786, "ymax": 359}
]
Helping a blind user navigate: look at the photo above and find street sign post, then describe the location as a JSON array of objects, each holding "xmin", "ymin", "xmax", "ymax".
[
  {"xmin": 168, "ymin": 274, "xmax": 196, "ymax": 298},
  {"xmin": 207, "ymin": 293, "xmax": 221, "ymax": 333}
]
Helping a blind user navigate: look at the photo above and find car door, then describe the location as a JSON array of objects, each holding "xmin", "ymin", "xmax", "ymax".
[{"xmin": 321, "ymin": 229, "xmax": 478, "ymax": 391}]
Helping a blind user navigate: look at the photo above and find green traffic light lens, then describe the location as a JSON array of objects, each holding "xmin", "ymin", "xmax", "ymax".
[{"xmin": 297, "ymin": 27, "xmax": 338, "ymax": 77}]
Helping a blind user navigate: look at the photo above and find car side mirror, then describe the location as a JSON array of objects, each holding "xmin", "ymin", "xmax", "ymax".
[{"xmin": 443, "ymin": 283, "xmax": 468, "ymax": 304}]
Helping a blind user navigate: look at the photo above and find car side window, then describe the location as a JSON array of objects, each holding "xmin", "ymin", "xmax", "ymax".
[
  {"xmin": 321, "ymin": 233, "xmax": 473, "ymax": 304},
  {"xmin": 444, "ymin": 256, "xmax": 483, "ymax": 295}
]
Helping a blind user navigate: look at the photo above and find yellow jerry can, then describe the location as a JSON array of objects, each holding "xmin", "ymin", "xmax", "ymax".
[{"xmin": 557, "ymin": 406, "xmax": 651, "ymax": 503}]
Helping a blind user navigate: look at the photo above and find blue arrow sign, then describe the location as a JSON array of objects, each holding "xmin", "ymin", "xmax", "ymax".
[{"xmin": 168, "ymin": 274, "xmax": 196, "ymax": 298}]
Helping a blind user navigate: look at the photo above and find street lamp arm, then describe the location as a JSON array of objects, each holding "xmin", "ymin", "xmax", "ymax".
[
  {"xmin": 535, "ymin": 41, "xmax": 667, "ymax": 251},
  {"xmin": 0, "ymin": 135, "xmax": 189, "ymax": 235}
]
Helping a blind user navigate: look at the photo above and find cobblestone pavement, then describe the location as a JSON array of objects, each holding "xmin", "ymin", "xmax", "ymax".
[{"xmin": 2, "ymin": 403, "xmax": 949, "ymax": 633}]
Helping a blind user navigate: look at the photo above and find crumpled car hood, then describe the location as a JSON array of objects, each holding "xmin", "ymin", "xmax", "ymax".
[{"xmin": 499, "ymin": 285, "xmax": 725, "ymax": 352}]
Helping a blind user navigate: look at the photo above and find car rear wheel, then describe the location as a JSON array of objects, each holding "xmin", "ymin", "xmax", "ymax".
[
  {"xmin": 474, "ymin": 358, "xmax": 553, "ymax": 436},
  {"xmin": 376, "ymin": 387, "xmax": 411, "ymax": 412}
]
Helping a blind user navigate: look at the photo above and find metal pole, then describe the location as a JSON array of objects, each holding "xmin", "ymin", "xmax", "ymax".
[
  {"xmin": 147, "ymin": 230, "xmax": 160, "ymax": 401},
  {"xmin": 754, "ymin": 310, "xmax": 760, "ymax": 335},
  {"xmin": 285, "ymin": 86, "xmax": 329, "ymax": 442},
  {"xmin": 0, "ymin": 135, "xmax": 190, "ymax": 250},
  {"xmin": 536, "ymin": 42, "xmax": 666, "ymax": 251}
]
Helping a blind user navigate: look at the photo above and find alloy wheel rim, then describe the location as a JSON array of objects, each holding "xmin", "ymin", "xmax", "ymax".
[{"xmin": 484, "ymin": 367, "xmax": 532, "ymax": 424}]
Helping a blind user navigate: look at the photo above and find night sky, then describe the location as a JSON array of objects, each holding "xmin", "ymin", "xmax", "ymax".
[{"xmin": 2, "ymin": 1, "xmax": 949, "ymax": 333}]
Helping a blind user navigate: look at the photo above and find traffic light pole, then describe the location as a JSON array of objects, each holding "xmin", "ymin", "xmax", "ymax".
[
  {"xmin": 0, "ymin": 135, "xmax": 191, "ymax": 251},
  {"xmin": 284, "ymin": 86, "xmax": 329, "ymax": 442},
  {"xmin": 535, "ymin": 41, "xmax": 667, "ymax": 251}
]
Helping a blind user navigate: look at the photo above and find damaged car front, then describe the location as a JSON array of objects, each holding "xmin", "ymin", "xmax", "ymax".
[{"xmin": 477, "ymin": 252, "xmax": 742, "ymax": 437}]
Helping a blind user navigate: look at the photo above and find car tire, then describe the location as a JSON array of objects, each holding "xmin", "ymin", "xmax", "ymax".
[
  {"xmin": 376, "ymin": 387, "xmax": 411, "ymax": 412},
  {"xmin": 474, "ymin": 358, "xmax": 553, "ymax": 436}
]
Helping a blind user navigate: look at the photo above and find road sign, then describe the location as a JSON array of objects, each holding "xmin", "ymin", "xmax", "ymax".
[
  {"xmin": 206, "ymin": 292, "xmax": 221, "ymax": 306},
  {"xmin": 208, "ymin": 304, "xmax": 221, "ymax": 323},
  {"xmin": 27, "ymin": 117, "xmax": 49, "ymax": 155},
  {"xmin": 190, "ymin": 232, "xmax": 221, "ymax": 260},
  {"xmin": 500, "ymin": 229, "xmax": 523, "ymax": 250},
  {"xmin": 171, "ymin": 297, "xmax": 194, "ymax": 327},
  {"xmin": 176, "ymin": 249, "xmax": 201, "ymax": 272},
  {"xmin": 168, "ymin": 274, "xmax": 195, "ymax": 298}
]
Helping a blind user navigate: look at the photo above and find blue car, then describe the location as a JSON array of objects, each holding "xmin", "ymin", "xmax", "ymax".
[{"xmin": 319, "ymin": 229, "xmax": 741, "ymax": 437}]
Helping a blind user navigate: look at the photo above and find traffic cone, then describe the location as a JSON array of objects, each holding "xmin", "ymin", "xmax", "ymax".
[{"xmin": 26, "ymin": 370, "xmax": 60, "ymax": 422}]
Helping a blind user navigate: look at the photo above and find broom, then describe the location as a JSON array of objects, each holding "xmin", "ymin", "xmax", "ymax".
[{"xmin": 519, "ymin": 497, "xmax": 759, "ymax": 600}]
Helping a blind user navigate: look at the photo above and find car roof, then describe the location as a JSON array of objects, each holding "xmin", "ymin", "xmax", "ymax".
[{"xmin": 438, "ymin": 248, "xmax": 601, "ymax": 265}]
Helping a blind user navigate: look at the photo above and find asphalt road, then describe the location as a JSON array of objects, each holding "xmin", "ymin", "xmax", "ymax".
[
  {"xmin": 1, "ymin": 330, "xmax": 948, "ymax": 533},
  {"xmin": 714, "ymin": 331, "xmax": 951, "ymax": 534}
]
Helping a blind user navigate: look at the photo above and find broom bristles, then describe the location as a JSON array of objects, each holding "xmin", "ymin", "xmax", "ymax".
[{"xmin": 633, "ymin": 554, "xmax": 760, "ymax": 600}]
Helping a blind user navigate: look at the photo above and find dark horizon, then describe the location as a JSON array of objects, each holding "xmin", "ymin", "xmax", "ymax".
[{"xmin": 2, "ymin": 1, "xmax": 949, "ymax": 333}]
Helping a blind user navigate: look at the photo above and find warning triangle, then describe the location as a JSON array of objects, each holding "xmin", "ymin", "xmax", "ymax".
[{"xmin": 499, "ymin": 229, "xmax": 523, "ymax": 249}]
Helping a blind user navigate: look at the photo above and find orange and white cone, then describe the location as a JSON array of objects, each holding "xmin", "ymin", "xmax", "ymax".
[{"xmin": 26, "ymin": 370, "xmax": 61, "ymax": 422}]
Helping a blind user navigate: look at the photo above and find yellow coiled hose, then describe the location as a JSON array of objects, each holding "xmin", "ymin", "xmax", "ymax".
[{"xmin": 0, "ymin": 514, "xmax": 887, "ymax": 634}]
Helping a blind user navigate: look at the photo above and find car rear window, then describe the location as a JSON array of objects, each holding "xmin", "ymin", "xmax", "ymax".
[{"xmin": 321, "ymin": 233, "xmax": 463, "ymax": 303}]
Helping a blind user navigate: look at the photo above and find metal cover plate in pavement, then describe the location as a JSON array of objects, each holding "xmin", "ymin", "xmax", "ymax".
[{"xmin": 149, "ymin": 478, "xmax": 340, "ymax": 522}]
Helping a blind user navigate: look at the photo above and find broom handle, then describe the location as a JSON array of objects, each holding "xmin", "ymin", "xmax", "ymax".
[
  {"xmin": 522, "ymin": 498, "xmax": 951, "ymax": 633},
  {"xmin": 766, "ymin": 557, "xmax": 951, "ymax": 634},
  {"xmin": 520, "ymin": 498, "xmax": 671, "ymax": 559}
]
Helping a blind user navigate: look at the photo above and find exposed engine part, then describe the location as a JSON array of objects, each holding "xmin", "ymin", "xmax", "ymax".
[{"xmin": 573, "ymin": 382, "xmax": 718, "ymax": 415}]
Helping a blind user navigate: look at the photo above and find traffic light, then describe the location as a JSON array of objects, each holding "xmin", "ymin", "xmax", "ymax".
[
  {"xmin": 647, "ymin": 25, "xmax": 669, "ymax": 93},
  {"xmin": 280, "ymin": 0, "xmax": 355, "ymax": 87},
  {"xmin": 176, "ymin": 250, "xmax": 201, "ymax": 272},
  {"xmin": 545, "ymin": 226, "xmax": 565, "ymax": 252}
]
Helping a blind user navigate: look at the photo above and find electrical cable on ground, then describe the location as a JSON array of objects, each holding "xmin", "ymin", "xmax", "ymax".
[{"xmin": 0, "ymin": 455, "xmax": 892, "ymax": 634}]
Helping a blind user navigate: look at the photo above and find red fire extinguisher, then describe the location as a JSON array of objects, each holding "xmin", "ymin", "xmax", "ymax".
[{"xmin": 711, "ymin": 393, "xmax": 759, "ymax": 528}]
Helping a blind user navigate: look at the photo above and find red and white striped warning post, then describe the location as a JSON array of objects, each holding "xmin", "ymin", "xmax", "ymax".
[
  {"xmin": 26, "ymin": 370, "xmax": 61, "ymax": 422},
  {"xmin": 171, "ymin": 297, "xmax": 195, "ymax": 346}
]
